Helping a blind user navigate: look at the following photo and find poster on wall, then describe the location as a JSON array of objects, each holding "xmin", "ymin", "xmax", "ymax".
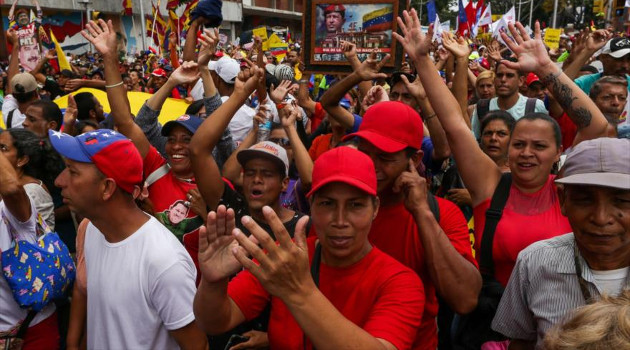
[{"xmin": 302, "ymin": 0, "xmax": 405, "ymax": 74}]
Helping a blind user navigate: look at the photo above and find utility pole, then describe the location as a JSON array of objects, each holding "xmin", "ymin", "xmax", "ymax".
[
  {"xmin": 552, "ymin": 0, "xmax": 558, "ymax": 27},
  {"xmin": 139, "ymin": 0, "xmax": 147, "ymax": 51}
]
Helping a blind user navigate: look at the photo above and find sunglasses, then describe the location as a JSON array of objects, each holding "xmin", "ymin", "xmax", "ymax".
[{"xmin": 269, "ymin": 138, "xmax": 291, "ymax": 147}]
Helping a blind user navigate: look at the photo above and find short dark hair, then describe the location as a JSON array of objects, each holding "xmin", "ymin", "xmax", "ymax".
[
  {"xmin": 185, "ymin": 100, "xmax": 205, "ymax": 115},
  {"xmin": 13, "ymin": 90, "xmax": 38, "ymax": 104},
  {"xmin": 495, "ymin": 57, "xmax": 524, "ymax": 77},
  {"xmin": 29, "ymin": 100, "xmax": 62, "ymax": 129},
  {"xmin": 74, "ymin": 92, "xmax": 97, "ymax": 121},
  {"xmin": 481, "ymin": 111, "xmax": 516, "ymax": 135},
  {"xmin": 513, "ymin": 113, "xmax": 562, "ymax": 148},
  {"xmin": 589, "ymin": 76, "xmax": 628, "ymax": 99}
]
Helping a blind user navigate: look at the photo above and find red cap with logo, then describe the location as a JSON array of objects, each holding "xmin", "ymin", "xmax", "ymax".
[
  {"xmin": 324, "ymin": 4, "xmax": 346, "ymax": 14},
  {"xmin": 343, "ymin": 101, "xmax": 423, "ymax": 153},
  {"xmin": 307, "ymin": 147, "xmax": 377, "ymax": 197}
]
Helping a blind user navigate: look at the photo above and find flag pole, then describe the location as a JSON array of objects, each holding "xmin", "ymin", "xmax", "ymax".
[
  {"xmin": 529, "ymin": 0, "xmax": 533, "ymax": 27},
  {"xmin": 139, "ymin": 0, "xmax": 147, "ymax": 51}
]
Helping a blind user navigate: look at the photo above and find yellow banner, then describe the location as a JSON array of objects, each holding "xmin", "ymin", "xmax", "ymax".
[{"xmin": 544, "ymin": 28, "xmax": 562, "ymax": 49}]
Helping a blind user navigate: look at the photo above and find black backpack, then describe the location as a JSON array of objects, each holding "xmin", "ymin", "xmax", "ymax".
[{"xmin": 452, "ymin": 173, "xmax": 512, "ymax": 350}]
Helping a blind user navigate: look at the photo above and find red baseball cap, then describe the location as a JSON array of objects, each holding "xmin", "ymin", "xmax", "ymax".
[
  {"xmin": 526, "ymin": 73, "xmax": 542, "ymax": 87},
  {"xmin": 49, "ymin": 129, "xmax": 143, "ymax": 194},
  {"xmin": 324, "ymin": 4, "xmax": 345, "ymax": 14},
  {"xmin": 343, "ymin": 101, "xmax": 423, "ymax": 153},
  {"xmin": 151, "ymin": 68, "xmax": 167, "ymax": 77},
  {"xmin": 307, "ymin": 147, "xmax": 377, "ymax": 198}
]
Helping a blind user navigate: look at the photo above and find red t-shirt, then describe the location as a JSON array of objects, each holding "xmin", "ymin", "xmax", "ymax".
[
  {"xmin": 311, "ymin": 102, "xmax": 326, "ymax": 131},
  {"xmin": 143, "ymin": 146, "xmax": 203, "ymax": 268},
  {"xmin": 369, "ymin": 198, "xmax": 476, "ymax": 350},
  {"xmin": 228, "ymin": 236, "xmax": 425, "ymax": 350},
  {"xmin": 555, "ymin": 112, "xmax": 577, "ymax": 150},
  {"xmin": 308, "ymin": 133, "xmax": 333, "ymax": 161},
  {"xmin": 473, "ymin": 175, "xmax": 572, "ymax": 286}
]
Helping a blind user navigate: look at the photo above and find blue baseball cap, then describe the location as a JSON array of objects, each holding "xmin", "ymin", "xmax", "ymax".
[
  {"xmin": 48, "ymin": 129, "xmax": 143, "ymax": 193},
  {"xmin": 161, "ymin": 115, "xmax": 204, "ymax": 136}
]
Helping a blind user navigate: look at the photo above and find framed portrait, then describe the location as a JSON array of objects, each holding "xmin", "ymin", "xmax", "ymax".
[{"xmin": 302, "ymin": 0, "xmax": 406, "ymax": 74}]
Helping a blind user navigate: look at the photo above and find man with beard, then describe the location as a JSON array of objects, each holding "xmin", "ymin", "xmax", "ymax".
[{"xmin": 470, "ymin": 59, "xmax": 548, "ymax": 138}]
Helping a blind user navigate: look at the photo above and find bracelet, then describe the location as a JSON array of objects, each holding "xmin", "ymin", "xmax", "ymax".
[
  {"xmin": 298, "ymin": 79, "xmax": 309, "ymax": 84},
  {"xmin": 105, "ymin": 81, "xmax": 124, "ymax": 89},
  {"xmin": 424, "ymin": 113, "xmax": 437, "ymax": 121}
]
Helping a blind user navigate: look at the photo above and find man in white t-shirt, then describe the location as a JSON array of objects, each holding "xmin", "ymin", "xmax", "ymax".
[
  {"xmin": 492, "ymin": 138, "xmax": 630, "ymax": 349},
  {"xmin": 471, "ymin": 60, "xmax": 548, "ymax": 138},
  {"xmin": 2, "ymin": 73, "xmax": 40, "ymax": 129},
  {"xmin": 49, "ymin": 129, "xmax": 207, "ymax": 350}
]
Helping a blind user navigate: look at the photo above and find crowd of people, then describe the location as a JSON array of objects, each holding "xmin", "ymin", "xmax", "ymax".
[{"xmin": 0, "ymin": 4, "xmax": 628, "ymax": 350}]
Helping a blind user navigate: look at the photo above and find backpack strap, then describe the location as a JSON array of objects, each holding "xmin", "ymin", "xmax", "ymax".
[
  {"xmin": 524, "ymin": 98, "xmax": 537, "ymax": 115},
  {"xmin": 426, "ymin": 193, "xmax": 440, "ymax": 223},
  {"xmin": 479, "ymin": 173, "xmax": 512, "ymax": 277},
  {"xmin": 6, "ymin": 109, "xmax": 15, "ymax": 129},
  {"xmin": 144, "ymin": 163, "xmax": 170, "ymax": 187},
  {"xmin": 15, "ymin": 310, "xmax": 38, "ymax": 339},
  {"xmin": 476, "ymin": 99, "xmax": 490, "ymax": 123}
]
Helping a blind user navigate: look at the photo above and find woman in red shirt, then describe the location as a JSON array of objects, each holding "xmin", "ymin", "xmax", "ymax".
[
  {"xmin": 194, "ymin": 147, "xmax": 425, "ymax": 350},
  {"xmin": 397, "ymin": 13, "xmax": 611, "ymax": 285}
]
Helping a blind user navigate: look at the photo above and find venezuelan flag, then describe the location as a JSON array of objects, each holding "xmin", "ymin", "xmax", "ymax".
[
  {"xmin": 362, "ymin": 7, "xmax": 393, "ymax": 33},
  {"xmin": 50, "ymin": 30, "xmax": 71, "ymax": 71}
]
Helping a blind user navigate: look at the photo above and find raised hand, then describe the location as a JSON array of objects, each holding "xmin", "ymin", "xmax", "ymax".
[
  {"xmin": 231, "ymin": 206, "xmax": 313, "ymax": 301},
  {"xmin": 486, "ymin": 44, "xmax": 503, "ymax": 62},
  {"xmin": 168, "ymin": 32, "xmax": 178, "ymax": 49},
  {"xmin": 442, "ymin": 32, "xmax": 470, "ymax": 59},
  {"xmin": 187, "ymin": 188, "xmax": 207, "ymax": 221},
  {"xmin": 500, "ymin": 21, "xmax": 553, "ymax": 74},
  {"xmin": 340, "ymin": 40, "xmax": 358, "ymax": 61},
  {"xmin": 393, "ymin": 9, "xmax": 433, "ymax": 62},
  {"xmin": 437, "ymin": 47, "xmax": 451, "ymax": 62},
  {"xmin": 234, "ymin": 66, "xmax": 264, "ymax": 96},
  {"xmin": 169, "ymin": 61, "xmax": 200, "ymax": 85},
  {"xmin": 81, "ymin": 19, "xmax": 117, "ymax": 58},
  {"xmin": 64, "ymin": 79, "xmax": 84, "ymax": 92},
  {"xmin": 393, "ymin": 158, "xmax": 429, "ymax": 214},
  {"xmin": 198, "ymin": 28, "xmax": 219, "ymax": 66},
  {"xmin": 6, "ymin": 28, "xmax": 17, "ymax": 46},
  {"xmin": 354, "ymin": 51, "xmax": 390, "ymax": 81},
  {"xmin": 63, "ymin": 94, "xmax": 78, "ymax": 127},
  {"xmin": 198, "ymin": 205, "xmax": 244, "ymax": 283},
  {"xmin": 44, "ymin": 49, "xmax": 57, "ymax": 61},
  {"xmin": 363, "ymin": 85, "xmax": 389, "ymax": 110},
  {"xmin": 401, "ymin": 74, "xmax": 427, "ymax": 101},
  {"xmin": 585, "ymin": 29, "xmax": 612, "ymax": 52},
  {"xmin": 279, "ymin": 101, "xmax": 299, "ymax": 128},
  {"xmin": 269, "ymin": 79, "xmax": 292, "ymax": 103}
]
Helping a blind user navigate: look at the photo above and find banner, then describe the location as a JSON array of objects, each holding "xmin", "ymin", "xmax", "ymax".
[{"xmin": 544, "ymin": 28, "xmax": 562, "ymax": 49}]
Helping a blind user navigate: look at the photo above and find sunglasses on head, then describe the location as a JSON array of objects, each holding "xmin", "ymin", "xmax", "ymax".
[{"xmin": 269, "ymin": 138, "xmax": 291, "ymax": 147}]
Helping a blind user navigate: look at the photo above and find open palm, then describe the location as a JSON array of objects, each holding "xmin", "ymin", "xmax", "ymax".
[
  {"xmin": 81, "ymin": 20, "xmax": 117, "ymax": 57},
  {"xmin": 198, "ymin": 206, "xmax": 243, "ymax": 283},
  {"xmin": 392, "ymin": 9, "xmax": 433, "ymax": 62},
  {"xmin": 500, "ymin": 22, "xmax": 552, "ymax": 74}
]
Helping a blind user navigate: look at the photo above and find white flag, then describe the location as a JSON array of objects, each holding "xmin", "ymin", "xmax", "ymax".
[
  {"xmin": 492, "ymin": 6, "xmax": 516, "ymax": 39},
  {"xmin": 477, "ymin": 3, "xmax": 493, "ymax": 27},
  {"xmin": 433, "ymin": 14, "xmax": 442, "ymax": 43}
]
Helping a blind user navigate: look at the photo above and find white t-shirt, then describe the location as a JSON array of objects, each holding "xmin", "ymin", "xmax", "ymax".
[
  {"xmin": 1, "ymin": 95, "xmax": 26, "ymax": 129},
  {"xmin": 84, "ymin": 215, "xmax": 197, "ymax": 350},
  {"xmin": 221, "ymin": 95, "xmax": 257, "ymax": 145},
  {"xmin": 24, "ymin": 182, "xmax": 55, "ymax": 231},
  {"xmin": 0, "ymin": 200, "xmax": 55, "ymax": 332},
  {"xmin": 471, "ymin": 94, "xmax": 548, "ymax": 138},
  {"xmin": 592, "ymin": 267, "xmax": 629, "ymax": 296}
]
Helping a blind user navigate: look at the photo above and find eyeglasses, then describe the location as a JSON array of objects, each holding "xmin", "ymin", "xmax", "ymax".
[{"xmin": 269, "ymin": 138, "xmax": 291, "ymax": 147}]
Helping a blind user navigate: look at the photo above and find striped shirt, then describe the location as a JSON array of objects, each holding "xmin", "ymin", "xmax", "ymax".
[{"xmin": 491, "ymin": 232, "xmax": 630, "ymax": 348}]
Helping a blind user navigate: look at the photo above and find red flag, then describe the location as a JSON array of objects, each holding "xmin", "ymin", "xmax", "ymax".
[{"xmin": 465, "ymin": 1, "xmax": 476, "ymax": 32}]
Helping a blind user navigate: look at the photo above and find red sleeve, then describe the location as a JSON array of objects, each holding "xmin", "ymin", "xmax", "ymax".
[
  {"xmin": 143, "ymin": 145, "xmax": 167, "ymax": 181},
  {"xmin": 311, "ymin": 102, "xmax": 325, "ymax": 131},
  {"xmin": 171, "ymin": 88, "xmax": 182, "ymax": 99},
  {"xmin": 308, "ymin": 135, "xmax": 322, "ymax": 161},
  {"xmin": 437, "ymin": 197, "xmax": 478, "ymax": 268},
  {"xmin": 227, "ymin": 270, "xmax": 271, "ymax": 321},
  {"xmin": 363, "ymin": 263, "xmax": 425, "ymax": 350}
]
